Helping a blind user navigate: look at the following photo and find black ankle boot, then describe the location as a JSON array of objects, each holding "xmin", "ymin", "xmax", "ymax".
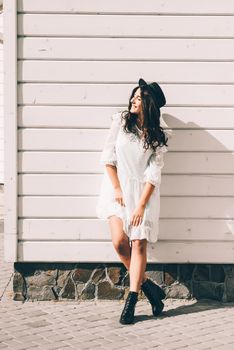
[
  {"xmin": 119, "ymin": 291, "xmax": 138, "ymax": 325},
  {"xmin": 141, "ymin": 278, "xmax": 166, "ymax": 316}
]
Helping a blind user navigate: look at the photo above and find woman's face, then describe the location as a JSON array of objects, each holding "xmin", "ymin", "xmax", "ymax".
[{"xmin": 130, "ymin": 88, "xmax": 143, "ymax": 115}]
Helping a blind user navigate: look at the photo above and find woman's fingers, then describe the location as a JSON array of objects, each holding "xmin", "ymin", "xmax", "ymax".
[
  {"xmin": 130, "ymin": 205, "xmax": 145, "ymax": 226},
  {"xmin": 131, "ymin": 215, "xmax": 142, "ymax": 226},
  {"xmin": 116, "ymin": 196, "xmax": 125, "ymax": 206},
  {"xmin": 114, "ymin": 188, "xmax": 125, "ymax": 206}
]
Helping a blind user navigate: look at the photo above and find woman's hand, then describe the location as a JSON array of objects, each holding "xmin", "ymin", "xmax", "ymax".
[
  {"xmin": 114, "ymin": 187, "xmax": 125, "ymax": 207},
  {"xmin": 130, "ymin": 204, "xmax": 145, "ymax": 226}
]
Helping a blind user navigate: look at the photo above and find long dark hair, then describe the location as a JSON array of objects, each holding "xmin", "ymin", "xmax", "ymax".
[{"xmin": 120, "ymin": 85, "xmax": 168, "ymax": 152}]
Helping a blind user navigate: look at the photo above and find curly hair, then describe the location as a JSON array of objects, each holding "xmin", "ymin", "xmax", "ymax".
[{"xmin": 120, "ymin": 85, "xmax": 168, "ymax": 152}]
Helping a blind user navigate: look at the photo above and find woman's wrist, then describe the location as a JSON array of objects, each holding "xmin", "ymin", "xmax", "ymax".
[{"xmin": 138, "ymin": 201, "xmax": 146, "ymax": 208}]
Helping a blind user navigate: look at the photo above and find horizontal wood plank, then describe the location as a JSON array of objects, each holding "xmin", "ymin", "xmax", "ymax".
[
  {"xmin": 18, "ymin": 0, "xmax": 234, "ymax": 15},
  {"xmin": 18, "ymin": 61, "xmax": 234, "ymax": 84},
  {"xmin": 17, "ymin": 241, "xmax": 234, "ymax": 263},
  {"xmin": 18, "ymin": 14, "xmax": 234, "ymax": 38},
  {"xmin": 18, "ymin": 151, "xmax": 234, "ymax": 174},
  {"xmin": 18, "ymin": 196, "xmax": 234, "ymax": 219},
  {"xmin": 19, "ymin": 151, "xmax": 101, "ymax": 173},
  {"xmin": 19, "ymin": 174, "xmax": 234, "ymax": 196},
  {"xmin": 18, "ymin": 218, "xmax": 234, "ymax": 242},
  {"xmin": 18, "ymin": 83, "xmax": 234, "ymax": 107},
  {"xmin": 18, "ymin": 129, "xmax": 234, "ymax": 151},
  {"xmin": 18, "ymin": 106, "xmax": 234, "ymax": 129},
  {"xmin": 18, "ymin": 38, "xmax": 234, "ymax": 60}
]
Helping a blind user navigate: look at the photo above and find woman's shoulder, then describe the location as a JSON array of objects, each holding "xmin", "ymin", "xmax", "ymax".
[
  {"xmin": 156, "ymin": 144, "xmax": 168, "ymax": 155},
  {"xmin": 110, "ymin": 111, "xmax": 123, "ymax": 122}
]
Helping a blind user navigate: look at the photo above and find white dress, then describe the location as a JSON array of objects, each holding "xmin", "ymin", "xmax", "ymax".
[{"xmin": 96, "ymin": 111, "xmax": 169, "ymax": 243}]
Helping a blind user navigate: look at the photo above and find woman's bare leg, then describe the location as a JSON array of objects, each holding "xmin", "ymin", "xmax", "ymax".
[
  {"xmin": 108, "ymin": 215, "xmax": 131, "ymax": 269},
  {"xmin": 108, "ymin": 216, "xmax": 147, "ymax": 283},
  {"xmin": 129, "ymin": 239, "xmax": 147, "ymax": 292}
]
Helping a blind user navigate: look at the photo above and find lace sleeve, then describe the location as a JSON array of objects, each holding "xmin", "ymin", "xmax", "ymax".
[
  {"xmin": 143, "ymin": 145, "xmax": 168, "ymax": 189},
  {"xmin": 99, "ymin": 112, "xmax": 122, "ymax": 166}
]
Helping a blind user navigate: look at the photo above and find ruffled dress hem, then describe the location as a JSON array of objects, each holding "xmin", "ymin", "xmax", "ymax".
[{"xmin": 96, "ymin": 203, "xmax": 158, "ymax": 244}]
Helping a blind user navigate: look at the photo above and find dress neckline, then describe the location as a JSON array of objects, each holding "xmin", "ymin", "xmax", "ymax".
[
  {"xmin": 135, "ymin": 124, "xmax": 143, "ymax": 133},
  {"xmin": 134, "ymin": 124, "xmax": 145, "ymax": 141}
]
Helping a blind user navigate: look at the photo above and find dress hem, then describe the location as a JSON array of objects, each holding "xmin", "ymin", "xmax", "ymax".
[{"xmin": 98, "ymin": 212, "xmax": 158, "ymax": 244}]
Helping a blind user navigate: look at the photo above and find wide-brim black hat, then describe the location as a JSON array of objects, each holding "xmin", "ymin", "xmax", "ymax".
[{"xmin": 138, "ymin": 78, "xmax": 166, "ymax": 108}]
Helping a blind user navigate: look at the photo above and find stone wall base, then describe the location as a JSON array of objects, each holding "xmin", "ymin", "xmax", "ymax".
[{"xmin": 13, "ymin": 262, "xmax": 234, "ymax": 302}]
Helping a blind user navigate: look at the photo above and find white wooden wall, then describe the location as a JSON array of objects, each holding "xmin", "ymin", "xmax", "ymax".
[
  {"xmin": 0, "ymin": 12, "xmax": 3, "ymax": 183},
  {"xmin": 4, "ymin": 0, "xmax": 234, "ymax": 262}
]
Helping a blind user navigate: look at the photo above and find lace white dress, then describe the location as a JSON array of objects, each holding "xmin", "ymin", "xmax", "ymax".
[{"xmin": 96, "ymin": 111, "xmax": 169, "ymax": 243}]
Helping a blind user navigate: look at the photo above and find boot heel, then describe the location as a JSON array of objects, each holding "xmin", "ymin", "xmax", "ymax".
[
  {"xmin": 141, "ymin": 278, "xmax": 166, "ymax": 317},
  {"xmin": 159, "ymin": 288, "xmax": 166, "ymax": 300}
]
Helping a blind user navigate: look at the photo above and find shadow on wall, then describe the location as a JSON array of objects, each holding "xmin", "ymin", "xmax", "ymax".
[{"xmin": 147, "ymin": 111, "xmax": 234, "ymax": 262}]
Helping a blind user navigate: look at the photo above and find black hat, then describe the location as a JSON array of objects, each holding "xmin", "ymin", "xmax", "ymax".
[{"xmin": 138, "ymin": 78, "xmax": 166, "ymax": 108}]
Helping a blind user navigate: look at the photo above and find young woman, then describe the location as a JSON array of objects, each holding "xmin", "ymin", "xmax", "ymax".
[{"xmin": 96, "ymin": 78, "xmax": 169, "ymax": 324}]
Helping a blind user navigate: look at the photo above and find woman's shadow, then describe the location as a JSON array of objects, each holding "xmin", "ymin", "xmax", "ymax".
[
  {"xmin": 145, "ymin": 111, "xmax": 234, "ymax": 307},
  {"xmin": 132, "ymin": 297, "xmax": 234, "ymax": 324}
]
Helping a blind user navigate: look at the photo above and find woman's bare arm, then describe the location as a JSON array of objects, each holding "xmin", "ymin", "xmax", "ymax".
[{"xmin": 105, "ymin": 164, "xmax": 120, "ymax": 189}]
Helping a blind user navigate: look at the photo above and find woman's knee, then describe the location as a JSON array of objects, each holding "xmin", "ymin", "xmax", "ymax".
[
  {"xmin": 112, "ymin": 238, "xmax": 130, "ymax": 256},
  {"xmin": 131, "ymin": 239, "xmax": 147, "ymax": 255}
]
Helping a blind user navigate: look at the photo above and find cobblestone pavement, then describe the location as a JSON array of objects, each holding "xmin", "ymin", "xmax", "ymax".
[{"xmin": 1, "ymin": 186, "xmax": 234, "ymax": 349}]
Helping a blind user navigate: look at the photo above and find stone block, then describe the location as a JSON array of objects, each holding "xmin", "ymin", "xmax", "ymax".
[
  {"xmin": 27, "ymin": 285, "xmax": 56, "ymax": 301},
  {"xmin": 57, "ymin": 270, "xmax": 71, "ymax": 287},
  {"xmin": 122, "ymin": 272, "xmax": 129, "ymax": 287},
  {"xmin": 192, "ymin": 281, "xmax": 224, "ymax": 301},
  {"xmin": 92, "ymin": 267, "xmax": 106, "ymax": 284},
  {"xmin": 138, "ymin": 289, "xmax": 146, "ymax": 300},
  {"xmin": 210, "ymin": 264, "xmax": 225, "ymax": 283},
  {"xmin": 107, "ymin": 267, "xmax": 122, "ymax": 285},
  {"xmin": 13, "ymin": 272, "xmax": 26, "ymax": 301},
  {"xmin": 178, "ymin": 264, "xmax": 195, "ymax": 282},
  {"xmin": 222, "ymin": 264, "xmax": 234, "ymax": 277},
  {"xmin": 72, "ymin": 268, "xmax": 92, "ymax": 283},
  {"xmin": 163, "ymin": 264, "xmax": 178, "ymax": 285},
  {"xmin": 54, "ymin": 270, "xmax": 71, "ymax": 296},
  {"xmin": 193, "ymin": 265, "xmax": 210, "ymax": 281},
  {"xmin": 123, "ymin": 287, "xmax": 130, "ymax": 300},
  {"xmin": 224, "ymin": 276, "xmax": 234, "ymax": 302},
  {"xmin": 97, "ymin": 281, "xmax": 124, "ymax": 300},
  {"xmin": 166, "ymin": 282, "xmax": 191, "ymax": 299},
  {"xmin": 59, "ymin": 276, "xmax": 75, "ymax": 299},
  {"xmin": 147, "ymin": 270, "xmax": 163, "ymax": 285},
  {"xmin": 26, "ymin": 269, "xmax": 57, "ymax": 287},
  {"xmin": 77, "ymin": 283, "xmax": 85, "ymax": 296},
  {"xmin": 13, "ymin": 292, "xmax": 25, "ymax": 301},
  {"xmin": 80, "ymin": 282, "xmax": 95, "ymax": 300}
]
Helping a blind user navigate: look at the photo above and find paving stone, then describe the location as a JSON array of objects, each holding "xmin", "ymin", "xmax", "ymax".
[
  {"xmin": 6, "ymin": 343, "xmax": 39, "ymax": 350},
  {"xmin": 212, "ymin": 346, "xmax": 234, "ymax": 350}
]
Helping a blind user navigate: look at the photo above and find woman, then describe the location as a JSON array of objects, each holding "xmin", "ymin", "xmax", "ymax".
[{"xmin": 96, "ymin": 78, "xmax": 169, "ymax": 325}]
